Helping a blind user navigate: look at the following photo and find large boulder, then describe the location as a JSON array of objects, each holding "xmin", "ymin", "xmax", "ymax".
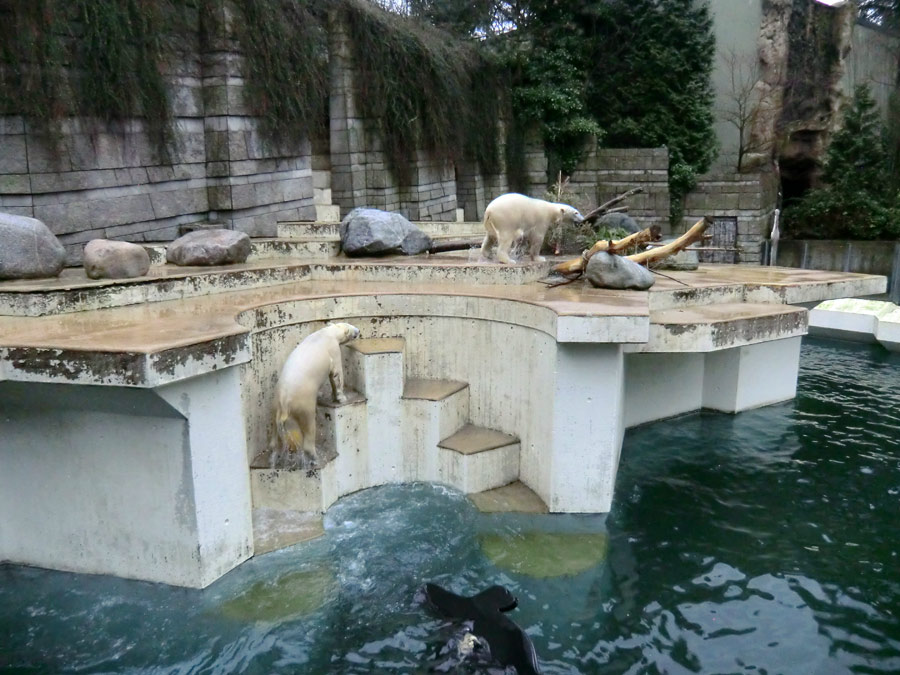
[
  {"xmin": 166, "ymin": 228, "xmax": 251, "ymax": 266},
  {"xmin": 597, "ymin": 211, "xmax": 641, "ymax": 234},
  {"xmin": 83, "ymin": 239, "xmax": 151, "ymax": 280},
  {"xmin": 0, "ymin": 212, "xmax": 67, "ymax": 280},
  {"xmin": 585, "ymin": 251, "xmax": 655, "ymax": 290},
  {"xmin": 340, "ymin": 208, "xmax": 432, "ymax": 257}
]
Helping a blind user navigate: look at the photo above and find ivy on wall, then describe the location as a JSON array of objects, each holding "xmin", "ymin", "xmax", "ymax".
[
  {"xmin": 0, "ymin": 0, "xmax": 189, "ymax": 153},
  {"xmin": 339, "ymin": 0, "xmax": 504, "ymax": 184},
  {"xmin": 234, "ymin": 0, "xmax": 329, "ymax": 152}
]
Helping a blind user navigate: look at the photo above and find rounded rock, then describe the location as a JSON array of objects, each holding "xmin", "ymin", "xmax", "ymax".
[
  {"xmin": 0, "ymin": 212, "xmax": 67, "ymax": 280},
  {"xmin": 166, "ymin": 229, "xmax": 251, "ymax": 266},
  {"xmin": 83, "ymin": 239, "xmax": 151, "ymax": 279}
]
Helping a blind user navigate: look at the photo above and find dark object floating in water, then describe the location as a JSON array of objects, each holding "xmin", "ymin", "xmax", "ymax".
[{"xmin": 423, "ymin": 583, "xmax": 542, "ymax": 675}]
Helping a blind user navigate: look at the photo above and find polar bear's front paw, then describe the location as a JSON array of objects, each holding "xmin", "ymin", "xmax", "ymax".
[
  {"xmin": 334, "ymin": 391, "xmax": 348, "ymax": 404},
  {"xmin": 531, "ymin": 255, "xmax": 546, "ymax": 263}
]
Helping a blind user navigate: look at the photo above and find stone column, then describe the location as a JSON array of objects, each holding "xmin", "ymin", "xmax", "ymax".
[{"xmin": 702, "ymin": 337, "xmax": 802, "ymax": 413}]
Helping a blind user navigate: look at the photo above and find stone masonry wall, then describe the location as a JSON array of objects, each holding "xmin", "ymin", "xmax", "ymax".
[
  {"xmin": 328, "ymin": 14, "xmax": 458, "ymax": 222},
  {"xmin": 582, "ymin": 148, "xmax": 670, "ymax": 233},
  {"xmin": 682, "ymin": 170, "xmax": 778, "ymax": 264},
  {"xmin": 0, "ymin": 0, "xmax": 315, "ymax": 264},
  {"xmin": 519, "ymin": 138, "xmax": 671, "ymax": 233}
]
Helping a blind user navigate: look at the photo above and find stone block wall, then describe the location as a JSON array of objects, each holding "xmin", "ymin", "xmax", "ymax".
[
  {"xmin": 328, "ymin": 15, "xmax": 457, "ymax": 222},
  {"xmin": 517, "ymin": 140, "xmax": 671, "ymax": 233},
  {"xmin": 0, "ymin": 0, "xmax": 315, "ymax": 264},
  {"xmin": 577, "ymin": 148, "xmax": 671, "ymax": 233},
  {"xmin": 682, "ymin": 170, "xmax": 778, "ymax": 263}
]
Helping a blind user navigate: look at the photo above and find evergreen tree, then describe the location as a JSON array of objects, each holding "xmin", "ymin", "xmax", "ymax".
[
  {"xmin": 821, "ymin": 85, "xmax": 891, "ymax": 193},
  {"xmin": 784, "ymin": 85, "xmax": 899, "ymax": 240}
]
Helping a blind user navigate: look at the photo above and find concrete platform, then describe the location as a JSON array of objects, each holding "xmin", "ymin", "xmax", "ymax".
[{"xmin": 0, "ymin": 260, "xmax": 887, "ymax": 587}]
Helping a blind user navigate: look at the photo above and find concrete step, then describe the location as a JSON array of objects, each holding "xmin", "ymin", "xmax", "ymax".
[
  {"xmin": 314, "ymin": 204, "xmax": 340, "ymax": 222},
  {"xmin": 251, "ymin": 508, "xmax": 324, "ymax": 556},
  {"xmin": 145, "ymin": 238, "xmax": 342, "ymax": 266},
  {"xmin": 342, "ymin": 338, "xmax": 405, "ymax": 489},
  {"xmin": 438, "ymin": 424, "xmax": 520, "ymax": 494},
  {"xmin": 249, "ymin": 391, "xmax": 367, "ymax": 513},
  {"xmin": 277, "ymin": 220, "xmax": 485, "ymax": 239},
  {"xmin": 402, "ymin": 378, "xmax": 470, "ymax": 482},
  {"xmin": 468, "ymin": 481, "xmax": 548, "ymax": 514}
]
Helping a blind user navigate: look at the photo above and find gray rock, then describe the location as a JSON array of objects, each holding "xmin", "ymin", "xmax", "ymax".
[
  {"xmin": 83, "ymin": 239, "xmax": 151, "ymax": 279},
  {"xmin": 0, "ymin": 212, "xmax": 67, "ymax": 280},
  {"xmin": 340, "ymin": 208, "xmax": 432, "ymax": 257},
  {"xmin": 166, "ymin": 228, "xmax": 251, "ymax": 266},
  {"xmin": 585, "ymin": 251, "xmax": 655, "ymax": 290},
  {"xmin": 597, "ymin": 212, "xmax": 641, "ymax": 234}
]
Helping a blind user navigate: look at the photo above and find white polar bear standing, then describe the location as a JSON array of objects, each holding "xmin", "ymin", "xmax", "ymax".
[
  {"xmin": 481, "ymin": 193, "xmax": 584, "ymax": 264},
  {"xmin": 274, "ymin": 322, "xmax": 360, "ymax": 465}
]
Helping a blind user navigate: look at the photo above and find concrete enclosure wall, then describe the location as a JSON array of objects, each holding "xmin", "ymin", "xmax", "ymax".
[{"xmin": 775, "ymin": 240, "xmax": 900, "ymax": 301}]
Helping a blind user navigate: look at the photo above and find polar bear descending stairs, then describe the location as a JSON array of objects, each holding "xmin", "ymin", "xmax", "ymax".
[{"xmin": 250, "ymin": 337, "xmax": 524, "ymax": 525}]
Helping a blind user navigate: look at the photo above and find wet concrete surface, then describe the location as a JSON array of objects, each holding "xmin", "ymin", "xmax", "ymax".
[{"xmin": 0, "ymin": 259, "xmax": 885, "ymax": 357}]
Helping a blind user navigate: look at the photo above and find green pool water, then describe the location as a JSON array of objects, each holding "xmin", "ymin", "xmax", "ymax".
[{"xmin": 2, "ymin": 337, "xmax": 898, "ymax": 674}]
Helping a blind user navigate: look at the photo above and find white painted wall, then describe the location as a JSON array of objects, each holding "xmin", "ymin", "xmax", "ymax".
[{"xmin": 0, "ymin": 368, "xmax": 253, "ymax": 588}]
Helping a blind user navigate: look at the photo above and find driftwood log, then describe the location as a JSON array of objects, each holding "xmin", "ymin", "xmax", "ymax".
[
  {"xmin": 551, "ymin": 225, "xmax": 661, "ymax": 276},
  {"xmin": 582, "ymin": 187, "xmax": 645, "ymax": 224},
  {"xmin": 627, "ymin": 216, "xmax": 711, "ymax": 265}
]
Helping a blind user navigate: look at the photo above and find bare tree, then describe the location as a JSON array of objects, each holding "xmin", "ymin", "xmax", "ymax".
[{"xmin": 719, "ymin": 48, "xmax": 781, "ymax": 171}]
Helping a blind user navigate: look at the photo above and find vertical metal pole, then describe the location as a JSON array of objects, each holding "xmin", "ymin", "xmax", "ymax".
[{"xmin": 891, "ymin": 242, "xmax": 900, "ymax": 304}]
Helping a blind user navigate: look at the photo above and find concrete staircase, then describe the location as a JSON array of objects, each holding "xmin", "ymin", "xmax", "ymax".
[{"xmin": 250, "ymin": 337, "xmax": 522, "ymax": 520}]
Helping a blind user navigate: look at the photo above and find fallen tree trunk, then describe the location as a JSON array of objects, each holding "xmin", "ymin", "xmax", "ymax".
[
  {"xmin": 551, "ymin": 225, "xmax": 661, "ymax": 276},
  {"xmin": 626, "ymin": 217, "xmax": 711, "ymax": 265}
]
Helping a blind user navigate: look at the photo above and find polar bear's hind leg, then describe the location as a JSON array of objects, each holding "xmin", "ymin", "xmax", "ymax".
[
  {"xmin": 496, "ymin": 229, "xmax": 517, "ymax": 264},
  {"xmin": 481, "ymin": 218, "xmax": 498, "ymax": 260}
]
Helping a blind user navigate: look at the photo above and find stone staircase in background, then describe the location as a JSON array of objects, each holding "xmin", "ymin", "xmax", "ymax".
[
  {"xmin": 144, "ymin": 219, "xmax": 486, "ymax": 266},
  {"xmin": 250, "ymin": 337, "xmax": 524, "ymax": 521}
]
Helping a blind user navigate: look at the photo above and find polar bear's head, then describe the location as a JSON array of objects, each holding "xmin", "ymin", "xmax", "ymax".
[
  {"xmin": 326, "ymin": 322, "xmax": 361, "ymax": 343},
  {"xmin": 557, "ymin": 203, "xmax": 584, "ymax": 225}
]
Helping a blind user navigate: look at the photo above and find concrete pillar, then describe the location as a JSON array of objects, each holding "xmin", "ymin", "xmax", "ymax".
[
  {"xmin": 0, "ymin": 367, "xmax": 253, "ymax": 588},
  {"xmin": 703, "ymin": 337, "xmax": 802, "ymax": 413},
  {"xmin": 624, "ymin": 352, "xmax": 705, "ymax": 428},
  {"xmin": 546, "ymin": 343, "xmax": 625, "ymax": 513}
]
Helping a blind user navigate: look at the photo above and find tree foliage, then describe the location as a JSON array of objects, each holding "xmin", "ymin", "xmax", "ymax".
[
  {"xmin": 491, "ymin": 0, "xmax": 716, "ymax": 221},
  {"xmin": 783, "ymin": 85, "xmax": 899, "ymax": 240},
  {"xmin": 583, "ymin": 0, "xmax": 717, "ymax": 217}
]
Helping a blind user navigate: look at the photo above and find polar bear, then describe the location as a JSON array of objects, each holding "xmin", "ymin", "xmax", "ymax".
[
  {"xmin": 274, "ymin": 322, "xmax": 360, "ymax": 464},
  {"xmin": 481, "ymin": 193, "xmax": 584, "ymax": 264}
]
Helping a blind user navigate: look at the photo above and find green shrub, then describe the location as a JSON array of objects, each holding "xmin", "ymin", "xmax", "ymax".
[
  {"xmin": 783, "ymin": 85, "xmax": 899, "ymax": 240},
  {"xmin": 782, "ymin": 188, "xmax": 899, "ymax": 240}
]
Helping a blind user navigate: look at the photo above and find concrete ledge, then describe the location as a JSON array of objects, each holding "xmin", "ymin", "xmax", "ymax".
[
  {"xmin": 641, "ymin": 303, "xmax": 807, "ymax": 352},
  {"xmin": 809, "ymin": 298, "xmax": 900, "ymax": 352}
]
